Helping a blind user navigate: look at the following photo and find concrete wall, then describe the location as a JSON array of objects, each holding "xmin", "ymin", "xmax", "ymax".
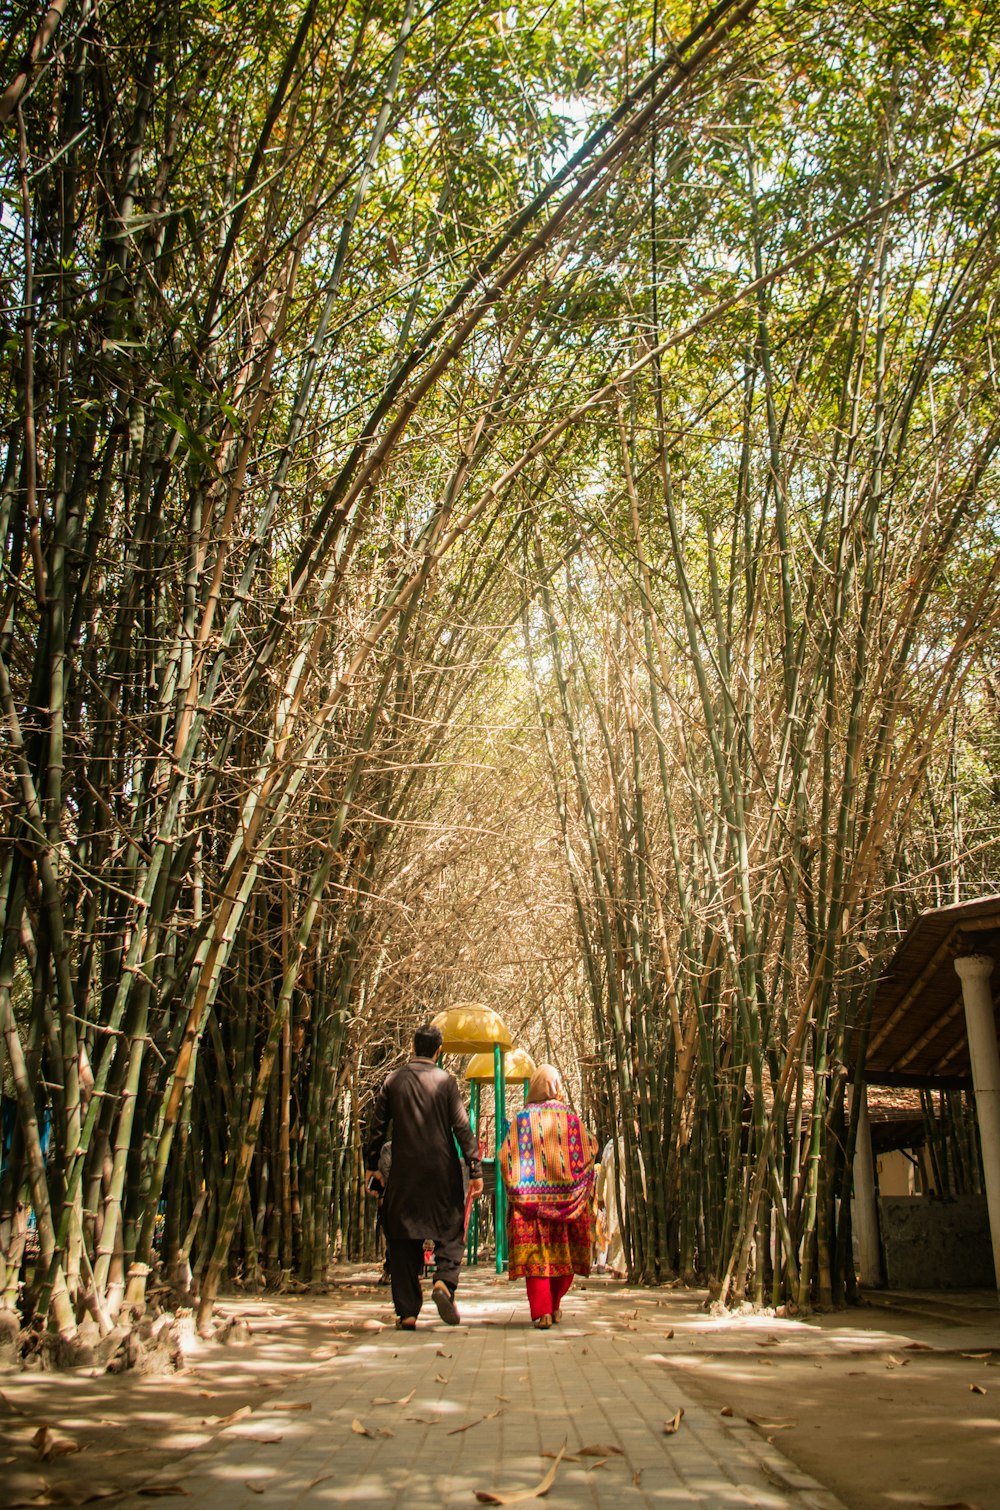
[
  {"xmin": 879, "ymin": 1195, "xmax": 996, "ymax": 1289},
  {"xmin": 876, "ymin": 1149, "xmax": 917, "ymax": 1197}
]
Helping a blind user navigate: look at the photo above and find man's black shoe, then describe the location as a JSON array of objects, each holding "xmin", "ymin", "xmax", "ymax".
[{"xmin": 432, "ymin": 1280, "xmax": 460, "ymax": 1325}]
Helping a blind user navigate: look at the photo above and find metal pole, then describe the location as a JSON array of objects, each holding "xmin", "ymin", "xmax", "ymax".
[
  {"xmin": 498, "ymin": 1047, "xmax": 509, "ymax": 1271},
  {"xmin": 467, "ymin": 1080, "xmax": 480, "ymax": 1266}
]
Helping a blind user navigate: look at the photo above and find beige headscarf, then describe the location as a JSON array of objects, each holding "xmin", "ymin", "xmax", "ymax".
[{"xmin": 526, "ymin": 1063, "xmax": 565, "ymax": 1104}]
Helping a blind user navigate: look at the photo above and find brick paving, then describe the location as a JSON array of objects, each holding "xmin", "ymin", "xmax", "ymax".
[{"xmin": 115, "ymin": 1273, "xmax": 845, "ymax": 1510}]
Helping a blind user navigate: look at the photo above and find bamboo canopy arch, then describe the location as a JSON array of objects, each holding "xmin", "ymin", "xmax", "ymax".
[{"xmin": 431, "ymin": 1005, "xmax": 512, "ymax": 1271}]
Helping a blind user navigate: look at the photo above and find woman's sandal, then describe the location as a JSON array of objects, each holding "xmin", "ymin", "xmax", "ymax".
[
  {"xmin": 533, "ymin": 1314, "xmax": 553, "ymax": 1329},
  {"xmin": 396, "ymin": 1316, "xmax": 417, "ymax": 1330},
  {"xmin": 552, "ymin": 1308, "xmax": 562, "ymax": 1324}
]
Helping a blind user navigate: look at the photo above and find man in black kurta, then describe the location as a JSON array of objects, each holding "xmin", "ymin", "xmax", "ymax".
[{"xmin": 365, "ymin": 1023, "xmax": 482, "ymax": 1327}]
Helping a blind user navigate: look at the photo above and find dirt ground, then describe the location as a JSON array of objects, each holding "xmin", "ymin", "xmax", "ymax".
[
  {"xmin": 658, "ymin": 1292, "xmax": 1000, "ymax": 1510},
  {"xmin": 1, "ymin": 1274, "xmax": 998, "ymax": 1509}
]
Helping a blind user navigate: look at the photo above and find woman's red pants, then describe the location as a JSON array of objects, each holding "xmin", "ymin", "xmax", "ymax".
[{"xmin": 525, "ymin": 1274, "xmax": 573, "ymax": 1320}]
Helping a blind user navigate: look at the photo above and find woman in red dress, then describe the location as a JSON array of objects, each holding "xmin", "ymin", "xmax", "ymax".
[{"xmin": 498, "ymin": 1065, "xmax": 599, "ymax": 1329}]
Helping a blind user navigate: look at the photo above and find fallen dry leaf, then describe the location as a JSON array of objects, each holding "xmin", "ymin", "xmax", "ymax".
[
  {"xmin": 919, "ymin": 1502, "xmax": 984, "ymax": 1509},
  {"xmin": 32, "ymin": 1425, "xmax": 82, "ymax": 1461},
  {"xmin": 0, "ymin": 1391, "xmax": 25, "ymax": 1414},
  {"xmin": 447, "ymin": 1407, "xmax": 502, "ymax": 1436},
  {"xmin": 969, "ymin": 1383, "xmax": 987, "ymax": 1395},
  {"xmin": 962, "ymin": 1352, "xmax": 991, "ymax": 1361},
  {"xmin": 204, "ymin": 1405, "xmax": 253, "ymax": 1427},
  {"xmin": 406, "ymin": 1415, "xmax": 440, "ymax": 1425},
  {"xmin": 663, "ymin": 1408, "xmax": 685, "ymax": 1435},
  {"xmin": 351, "ymin": 1418, "xmax": 374, "ymax": 1437},
  {"xmin": 268, "ymin": 1401, "xmax": 312, "ymax": 1412},
  {"xmin": 632, "ymin": 1470, "xmax": 643, "ymax": 1488},
  {"xmin": 663, "ymin": 1329, "xmax": 674, "ymax": 1340},
  {"xmin": 720, "ymin": 1406, "xmax": 734, "ymax": 1417},
  {"xmin": 89, "ymin": 1446, "xmax": 156, "ymax": 1460},
  {"xmin": 242, "ymin": 1432, "xmax": 283, "ymax": 1444},
  {"xmin": 246, "ymin": 1484, "xmax": 265, "ymax": 1496},
  {"xmin": 474, "ymin": 1444, "xmax": 565, "ymax": 1504},
  {"xmin": 904, "ymin": 1342, "xmax": 934, "ymax": 1352},
  {"xmin": 578, "ymin": 1444, "xmax": 623, "ymax": 1457},
  {"xmin": 746, "ymin": 1415, "xmax": 796, "ymax": 1431},
  {"xmin": 885, "ymin": 1355, "xmax": 909, "ymax": 1369},
  {"xmin": 435, "ymin": 1373, "xmax": 448, "ymax": 1383},
  {"xmin": 135, "ymin": 1487, "xmax": 192, "ymax": 1498},
  {"xmin": 436, "ymin": 1349, "xmax": 452, "ymax": 1358},
  {"xmin": 31, "ymin": 1486, "xmax": 120, "ymax": 1507},
  {"xmin": 371, "ymin": 1388, "xmax": 415, "ymax": 1406}
]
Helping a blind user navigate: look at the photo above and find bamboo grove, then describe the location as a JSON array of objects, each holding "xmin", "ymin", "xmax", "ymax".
[{"xmin": 1, "ymin": 0, "xmax": 1000, "ymax": 1349}]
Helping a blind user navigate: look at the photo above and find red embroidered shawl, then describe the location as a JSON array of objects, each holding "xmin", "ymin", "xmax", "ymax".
[{"xmin": 499, "ymin": 1101, "xmax": 598, "ymax": 1222}]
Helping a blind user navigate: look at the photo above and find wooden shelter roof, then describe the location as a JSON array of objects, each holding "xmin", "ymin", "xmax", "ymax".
[{"xmin": 863, "ymin": 895, "xmax": 1000, "ymax": 1089}]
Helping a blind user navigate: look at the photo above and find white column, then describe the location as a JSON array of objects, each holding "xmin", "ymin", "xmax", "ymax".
[
  {"xmin": 954, "ymin": 954, "xmax": 1000, "ymax": 1293},
  {"xmin": 851, "ymin": 1084, "xmax": 882, "ymax": 1286}
]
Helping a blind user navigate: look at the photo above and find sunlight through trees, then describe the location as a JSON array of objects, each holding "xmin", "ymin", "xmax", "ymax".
[{"xmin": 1, "ymin": 0, "xmax": 999, "ymax": 1348}]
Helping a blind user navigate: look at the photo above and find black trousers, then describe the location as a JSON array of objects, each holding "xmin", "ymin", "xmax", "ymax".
[{"xmin": 386, "ymin": 1233, "xmax": 463, "ymax": 1319}]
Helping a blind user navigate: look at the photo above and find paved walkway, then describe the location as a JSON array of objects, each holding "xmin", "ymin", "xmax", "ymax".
[{"xmin": 115, "ymin": 1273, "xmax": 844, "ymax": 1510}]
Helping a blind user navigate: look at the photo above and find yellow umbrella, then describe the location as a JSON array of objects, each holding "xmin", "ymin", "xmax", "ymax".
[
  {"xmin": 465, "ymin": 1047, "xmax": 535, "ymax": 1081},
  {"xmin": 431, "ymin": 1003, "xmax": 512, "ymax": 1055}
]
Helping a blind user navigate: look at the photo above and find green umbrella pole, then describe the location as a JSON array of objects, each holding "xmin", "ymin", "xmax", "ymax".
[
  {"xmin": 467, "ymin": 1080, "xmax": 481, "ymax": 1266},
  {"xmin": 499, "ymin": 1053, "xmax": 508, "ymax": 1141},
  {"xmin": 494, "ymin": 1044, "xmax": 506, "ymax": 1273},
  {"xmin": 499, "ymin": 1048, "xmax": 509, "ymax": 1270}
]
